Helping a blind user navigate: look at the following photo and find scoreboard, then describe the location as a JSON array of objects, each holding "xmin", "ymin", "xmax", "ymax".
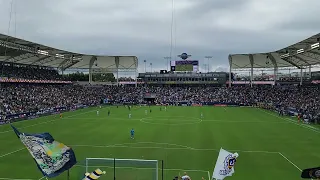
[{"xmin": 171, "ymin": 60, "xmax": 199, "ymax": 72}]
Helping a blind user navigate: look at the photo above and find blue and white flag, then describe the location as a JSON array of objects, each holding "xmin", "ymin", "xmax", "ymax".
[
  {"xmin": 212, "ymin": 148, "xmax": 239, "ymax": 180},
  {"xmin": 11, "ymin": 125, "xmax": 77, "ymax": 178}
]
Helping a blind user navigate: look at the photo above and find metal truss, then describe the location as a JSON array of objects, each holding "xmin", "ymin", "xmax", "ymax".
[{"xmin": 90, "ymin": 68, "xmax": 137, "ymax": 74}]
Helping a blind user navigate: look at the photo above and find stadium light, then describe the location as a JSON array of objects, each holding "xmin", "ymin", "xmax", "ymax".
[
  {"xmin": 280, "ymin": 53, "xmax": 290, "ymax": 58},
  {"xmin": 297, "ymin": 49, "xmax": 304, "ymax": 54},
  {"xmin": 311, "ymin": 42, "xmax": 319, "ymax": 50},
  {"xmin": 143, "ymin": 60, "xmax": 147, "ymax": 73}
]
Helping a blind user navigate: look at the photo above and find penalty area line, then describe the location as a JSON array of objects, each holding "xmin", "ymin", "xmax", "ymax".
[
  {"xmin": 75, "ymin": 165, "xmax": 209, "ymax": 172},
  {"xmin": 277, "ymin": 152, "xmax": 314, "ymax": 180},
  {"xmin": 278, "ymin": 152, "xmax": 302, "ymax": 172},
  {"xmin": 0, "ymin": 178, "xmax": 35, "ymax": 180},
  {"xmin": 70, "ymin": 142, "xmax": 279, "ymax": 154},
  {"xmin": 0, "ymin": 147, "xmax": 25, "ymax": 158}
]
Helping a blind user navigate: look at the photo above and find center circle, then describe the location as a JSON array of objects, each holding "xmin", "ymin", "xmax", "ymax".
[{"xmin": 140, "ymin": 116, "xmax": 202, "ymax": 125}]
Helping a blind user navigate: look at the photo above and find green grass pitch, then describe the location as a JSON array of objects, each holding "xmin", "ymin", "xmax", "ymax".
[{"xmin": 0, "ymin": 106, "xmax": 319, "ymax": 180}]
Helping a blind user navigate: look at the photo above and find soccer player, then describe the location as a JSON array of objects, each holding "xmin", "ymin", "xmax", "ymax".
[
  {"xmin": 150, "ymin": 109, "xmax": 152, "ymax": 113},
  {"xmin": 129, "ymin": 113, "xmax": 132, "ymax": 119},
  {"xmin": 128, "ymin": 106, "xmax": 131, "ymax": 111},
  {"xmin": 60, "ymin": 113, "xmax": 63, "ymax": 119},
  {"xmin": 108, "ymin": 109, "xmax": 110, "ymax": 116},
  {"xmin": 160, "ymin": 106, "xmax": 162, "ymax": 111},
  {"xmin": 145, "ymin": 110, "xmax": 148, "ymax": 115},
  {"xmin": 130, "ymin": 128, "xmax": 135, "ymax": 139},
  {"xmin": 181, "ymin": 172, "xmax": 191, "ymax": 180},
  {"xmin": 96, "ymin": 110, "xmax": 99, "ymax": 116},
  {"xmin": 164, "ymin": 106, "xmax": 167, "ymax": 111},
  {"xmin": 200, "ymin": 112, "xmax": 203, "ymax": 119},
  {"xmin": 99, "ymin": 105, "xmax": 102, "ymax": 109}
]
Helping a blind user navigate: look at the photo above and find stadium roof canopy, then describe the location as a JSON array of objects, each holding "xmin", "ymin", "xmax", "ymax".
[
  {"xmin": 0, "ymin": 33, "xmax": 138, "ymax": 71},
  {"xmin": 229, "ymin": 33, "xmax": 320, "ymax": 69}
]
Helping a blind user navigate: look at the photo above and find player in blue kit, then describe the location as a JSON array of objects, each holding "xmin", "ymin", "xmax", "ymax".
[{"xmin": 130, "ymin": 128, "xmax": 135, "ymax": 139}]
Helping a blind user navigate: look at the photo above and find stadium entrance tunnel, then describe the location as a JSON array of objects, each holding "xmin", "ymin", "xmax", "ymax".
[{"xmin": 140, "ymin": 116, "xmax": 202, "ymax": 125}]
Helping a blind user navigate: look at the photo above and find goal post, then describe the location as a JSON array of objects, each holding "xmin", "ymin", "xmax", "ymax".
[{"xmin": 82, "ymin": 158, "xmax": 160, "ymax": 180}]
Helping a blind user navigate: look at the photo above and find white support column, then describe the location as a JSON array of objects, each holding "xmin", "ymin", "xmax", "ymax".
[
  {"xmin": 267, "ymin": 53, "xmax": 278, "ymax": 86},
  {"xmin": 300, "ymin": 68, "xmax": 303, "ymax": 85},
  {"xmin": 309, "ymin": 65, "xmax": 312, "ymax": 78},
  {"xmin": 115, "ymin": 57, "xmax": 120, "ymax": 86},
  {"xmin": 88, "ymin": 56, "xmax": 96, "ymax": 84},
  {"xmin": 228, "ymin": 55, "xmax": 232, "ymax": 87},
  {"xmin": 135, "ymin": 57, "xmax": 138, "ymax": 87},
  {"xmin": 274, "ymin": 67, "xmax": 278, "ymax": 85},
  {"xmin": 249, "ymin": 54, "xmax": 254, "ymax": 88}
]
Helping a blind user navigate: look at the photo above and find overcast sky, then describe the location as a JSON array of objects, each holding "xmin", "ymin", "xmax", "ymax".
[{"xmin": 0, "ymin": 0, "xmax": 320, "ymax": 74}]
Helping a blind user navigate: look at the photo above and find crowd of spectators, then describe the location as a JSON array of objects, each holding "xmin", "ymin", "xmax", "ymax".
[
  {"xmin": 0, "ymin": 84, "xmax": 319, "ymax": 123},
  {"xmin": 1, "ymin": 64, "xmax": 63, "ymax": 80}
]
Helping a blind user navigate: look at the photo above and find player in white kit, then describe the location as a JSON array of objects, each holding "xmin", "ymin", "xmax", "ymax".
[
  {"xmin": 181, "ymin": 172, "xmax": 191, "ymax": 180},
  {"xmin": 145, "ymin": 110, "xmax": 148, "ymax": 115},
  {"xmin": 96, "ymin": 110, "xmax": 99, "ymax": 116},
  {"xmin": 128, "ymin": 113, "xmax": 132, "ymax": 118},
  {"xmin": 201, "ymin": 112, "xmax": 203, "ymax": 119}
]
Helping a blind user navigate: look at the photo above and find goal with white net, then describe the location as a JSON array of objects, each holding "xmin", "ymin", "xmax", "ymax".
[{"xmin": 81, "ymin": 158, "xmax": 160, "ymax": 180}]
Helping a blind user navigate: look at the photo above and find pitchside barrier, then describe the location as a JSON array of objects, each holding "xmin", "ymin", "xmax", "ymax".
[{"xmin": 79, "ymin": 158, "xmax": 163, "ymax": 180}]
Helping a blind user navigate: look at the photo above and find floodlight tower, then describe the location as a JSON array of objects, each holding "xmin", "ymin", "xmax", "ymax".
[
  {"xmin": 164, "ymin": 57, "xmax": 171, "ymax": 71},
  {"xmin": 205, "ymin": 56, "xmax": 213, "ymax": 72},
  {"xmin": 143, "ymin": 60, "xmax": 147, "ymax": 73}
]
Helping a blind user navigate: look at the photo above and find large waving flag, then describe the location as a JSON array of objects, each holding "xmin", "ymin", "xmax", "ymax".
[
  {"xmin": 11, "ymin": 125, "xmax": 77, "ymax": 178},
  {"xmin": 212, "ymin": 148, "xmax": 239, "ymax": 180}
]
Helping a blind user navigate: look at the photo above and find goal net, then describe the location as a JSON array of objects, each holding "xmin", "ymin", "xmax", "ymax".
[{"xmin": 81, "ymin": 158, "xmax": 159, "ymax": 180}]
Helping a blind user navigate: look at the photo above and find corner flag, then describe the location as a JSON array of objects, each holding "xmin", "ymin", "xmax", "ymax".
[
  {"xmin": 11, "ymin": 125, "xmax": 77, "ymax": 178},
  {"xmin": 212, "ymin": 148, "xmax": 239, "ymax": 180}
]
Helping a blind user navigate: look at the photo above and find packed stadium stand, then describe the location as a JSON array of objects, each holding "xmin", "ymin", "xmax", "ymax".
[
  {"xmin": 0, "ymin": 33, "xmax": 320, "ymax": 125},
  {"xmin": 1, "ymin": 63, "xmax": 63, "ymax": 80}
]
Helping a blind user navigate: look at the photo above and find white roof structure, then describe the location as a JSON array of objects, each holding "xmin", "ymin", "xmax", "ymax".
[
  {"xmin": 0, "ymin": 34, "xmax": 138, "ymax": 72},
  {"xmin": 229, "ymin": 33, "xmax": 320, "ymax": 69},
  {"xmin": 69, "ymin": 55, "xmax": 138, "ymax": 72}
]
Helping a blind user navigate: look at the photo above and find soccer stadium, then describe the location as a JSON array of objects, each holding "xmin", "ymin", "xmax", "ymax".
[{"xmin": 1, "ymin": 1, "xmax": 320, "ymax": 180}]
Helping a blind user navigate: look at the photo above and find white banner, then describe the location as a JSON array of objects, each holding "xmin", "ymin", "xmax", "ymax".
[{"xmin": 212, "ymin": 148, "xmax": 239, "ymax": 180}]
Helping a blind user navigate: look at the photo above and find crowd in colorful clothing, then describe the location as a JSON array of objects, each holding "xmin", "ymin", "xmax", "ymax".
[{"xmin": 0, "ymin": 84, "xmax": 319, "ymax": 123}]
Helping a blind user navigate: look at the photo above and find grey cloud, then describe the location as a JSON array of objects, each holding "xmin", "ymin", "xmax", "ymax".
[{"xmin": 0, "ymin": 0, "xmax": 319, "ymax": 73}]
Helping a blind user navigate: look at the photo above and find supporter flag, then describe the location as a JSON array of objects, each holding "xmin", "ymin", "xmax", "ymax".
[
  {"xmin": 301, "ymin": 167, "xmax": 320, "ymax": 179},
  {"xmin": 212, "ymin": 148, "xmax": 239, "ymax": 180},
  {"xmin": 11, "ymin": 125, "xmax": 77, "ymax": 178}
]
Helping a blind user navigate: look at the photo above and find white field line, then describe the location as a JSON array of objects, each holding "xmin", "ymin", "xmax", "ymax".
[
  {"xmin": 37, "ymin": 177, "xmax": 46, "ymax": 180},
  {"xmin": 70, "ymin": 142, "xmax": 279, "ymax": 154},
  {"xmin": 75, "ymin": 165, "xmax": 208, "ymax": 172},
  {"xmin": 0, "ymin": 178, "xmax": 35, "ymax": 180},
  {"xmin": 0, "ymin": 106, "xmax": 143, "ymax": 134},
  {"xmin": 0, "ymin": 109, "xmax": 98, "ymax": 134},
  {"xmin": 259, "ymin": 109, "xmax": 320, "ymax": 134},
  {"xmin": 277, "ymin": 152, "xmax": 313, "ymax": 180},
  {"xmin": 207, "ymin": 171, "xmax": 210, "ymax": 180},
  {"xmin": 0, "ymin": 147, "xmax": 25, "ymax": 158},
  {"xmin": 278, "ymin": 152, "xmax": 302, "ymax": 171},
  {"xmin": 63, "ymin": 117, "xmax": 290, "ymax": 124}
]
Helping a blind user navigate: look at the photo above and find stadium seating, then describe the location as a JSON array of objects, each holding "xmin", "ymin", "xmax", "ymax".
[
  {"xmin": 0, "ymin": 64, "xmax": 63, "ymax": 80},
  {"xmin": 0, "ymin": 84, "xmax": 319, "ymax": 123}
]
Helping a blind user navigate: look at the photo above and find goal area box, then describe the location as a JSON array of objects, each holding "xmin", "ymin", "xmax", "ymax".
[{"xmin": 79, "ymin": 158, "xmax": 162, "ymax": 180}]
